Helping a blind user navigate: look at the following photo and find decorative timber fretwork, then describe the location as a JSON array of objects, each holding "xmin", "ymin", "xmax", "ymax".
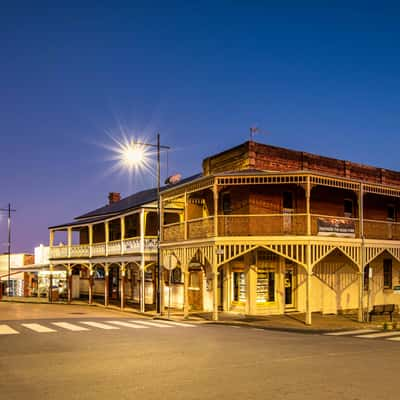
[
  {"xmin": 310, "ymin": 244, "xmax": 336, "ymax": 267},
  {"xmin": 216, "ymin": 244, "xmax": 258, "ymax": 267},
  {"xmin": 334, "ymin": 245, "xmax": 360, "ymax": 267},
  {"xmin": 363, "ymin": 246, "xmax": 400, "ymax": 266},
  {"xmin": 162, "ymin": 177, "xmax": 215, "ymax": 199},
  {"xmin": 162, "ymin": 245, "xmax": 214, "ymax": 270},
  {"xmin": 310, "ymin": 176, "xmax": 359, "ymax": 191},
  {"xmin": 259, "ymin": 244, "xmax": 307, "ymax": 267},
  {"xmin": 364, "ymin": 184, "xmax": 400, "ymax": 198},
  {"xmin": 386, "ymin": 247, "xmax": 400, "ymax": 263},
  {"xmin": 364, "ymin": 247, "xmax": 385, "ymax": 266},
  {"xmin": 216, "ymin": 174, "xmax": 307, "ymax": 186}
]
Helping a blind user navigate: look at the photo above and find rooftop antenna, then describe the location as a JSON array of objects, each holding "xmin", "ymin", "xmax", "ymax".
[{"xmin": 249, "ymin": 126, "xmax": 270, "ymax": 142}]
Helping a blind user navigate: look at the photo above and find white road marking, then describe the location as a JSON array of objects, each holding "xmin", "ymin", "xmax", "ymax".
[
  {"xmin": 22, "ymin": 323, "xmax": 56, "ymax": 333},
  {"xmin": 325, "ymin": 329, "xmax": 379, "ymax": 336},
  {"xmin": 81, "ymin": 321, "xmax": 119, "ymax": 330},
  {"xmin": 105, "ymin": 321, "xmax": 148, "ymax": 329},
  {"xmin": 0, "ymin": 325, "xmax": 19, "ymax": 335},
  {"xmin": 152, "ymin": 320, "xmax": 196, "ymax": 328},
  {"xmin": 386, "ymin": 336, "xmax": 400, "ymax": 341},
  {"xmin": 355, "ymin": 331, "xmax": 400, "ymax": 339},
  {"xmin": 52, "ymin": 322, "xmax": 89, "ymax": 331},
  {"xmin": 129, "ymin": 320, "xmax": 173, "ymax": 328}
]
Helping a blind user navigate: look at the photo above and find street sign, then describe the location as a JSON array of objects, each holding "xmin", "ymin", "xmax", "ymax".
[{"xmin": 163, "ymin": 254, "xmax": 178, "ymax": 270}]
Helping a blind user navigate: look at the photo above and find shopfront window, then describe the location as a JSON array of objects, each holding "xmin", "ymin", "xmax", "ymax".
[
  {"xmin": 233, "ymin": 271, "xmax": 246, "ymax": 303},
  {"xmin": 384, "ymin": 259, "xmax": 392, "ymax": 289},
  {"xmin": 256, "ymin": 267, "xmax": 275, "ymax": 304}
]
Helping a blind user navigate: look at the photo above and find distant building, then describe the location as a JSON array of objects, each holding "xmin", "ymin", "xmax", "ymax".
[{"xmin": 0, "ymin": 253, "xmax": 34, "ymax": 296}]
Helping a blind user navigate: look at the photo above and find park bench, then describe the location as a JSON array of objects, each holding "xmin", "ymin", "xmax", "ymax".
[{"xmin": 369, "ymin": 304, "xmax": 397, "ymax": 322}]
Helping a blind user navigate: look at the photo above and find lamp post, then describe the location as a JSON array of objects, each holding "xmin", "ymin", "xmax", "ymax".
[{"xmin": 120, "ymin": 133, "xmax": 170, "ymax": 314}]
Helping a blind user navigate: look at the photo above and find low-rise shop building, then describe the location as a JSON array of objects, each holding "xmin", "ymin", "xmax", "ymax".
[
  {"xmin": 161, "ymin": 141, "xmax": 400, "ymax": 324},
  {"xmin": 49, "ymin": 140, "xmax": 400, "ymax": 324}
]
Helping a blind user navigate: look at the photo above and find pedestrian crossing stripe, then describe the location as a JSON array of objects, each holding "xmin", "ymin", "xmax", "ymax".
[
  {"xmin": 386, "ymin": 336, "xmax": 400, "ymax": 341},
  {"xmin": 21, "ymin": 323, "xmax": 56, "ymax": 333},
  {"xmin": 0, "ymin": 320, "xmax": 198, "ymax": 335},
  {"xmin": 105, "ymin": 321, "xmax": 148, "ymax": 329},
  {"xmin": 324, "ymin": 329, "xmax": 379, "ymax": 336},
  {"xmin": 0, "ymin": 324, "xmax": 19, "ymax": 335},
  {"xmin": 52, "ymin": 322, "xmax": 90, "ymax": 331},
  {"xmin": 129, "ymin": 320, "xmax": 173, "ymax": 328},
  {"xmin": 80, "ymin": 321, "xmax": 120, "ymax": 330},
  {"xmin": 354, "ymin": 331, "xmax": 400, "ymax": 339},
  {"xmin": 154, "ymin": 320, "xmax": 195, "ymax": 328}
]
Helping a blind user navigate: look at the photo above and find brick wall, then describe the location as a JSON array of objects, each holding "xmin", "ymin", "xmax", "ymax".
[
  {"xmin": 202, "ymin": 141, "xmax": 400, "ymax": 187},
  {"xmin": 311, "ymin": 187, "xmax": 358, "ymax": 217},
  {"xmin": 364, "ymin": 194, "xmax": 400, "ymax": 220}
]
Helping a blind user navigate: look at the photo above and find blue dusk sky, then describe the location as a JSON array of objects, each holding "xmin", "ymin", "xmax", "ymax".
[{"xmin": 1, "ymin": 1, "xmax": 400, "ymax": 253}]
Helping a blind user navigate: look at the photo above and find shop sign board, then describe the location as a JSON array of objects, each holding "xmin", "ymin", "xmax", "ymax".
[{"xmin": 317, "ymin": 218, "xmax": 355, "ymax": 238}]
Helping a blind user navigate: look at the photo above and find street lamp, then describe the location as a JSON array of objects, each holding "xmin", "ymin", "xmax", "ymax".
[{"xmin": 120, "ymin": 133, "xmax": 170, "ymax": 314}]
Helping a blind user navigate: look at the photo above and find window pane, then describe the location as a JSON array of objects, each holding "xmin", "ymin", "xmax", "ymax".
[
  {"xmin": 283, "ymin": 192, "xmax": 293, "ymax": 209},
  {"xmin": 383, "ymin": 259, "xmax": 392, "ymax": 288},
  {"xmin": 387, "ymin": 205, "xmax": 396, "ymax": 221},
  {"xmin": 344, "ymin": 199, "xmax": 353, "ymax": 216}
]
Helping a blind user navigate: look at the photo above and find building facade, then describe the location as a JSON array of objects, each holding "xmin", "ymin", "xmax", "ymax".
[
  {"xmin": 160, "ymin": 141, "xmax": 400, "ymax": 324},
  {"xmin": 49, "ymin": 140, "xmax": 400, "ymax": 324},
  {"xmin": 48, "ymin": 190, "xmax": 183, "ymax": 310}
]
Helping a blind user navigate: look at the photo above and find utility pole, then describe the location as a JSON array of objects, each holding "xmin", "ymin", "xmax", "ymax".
[{"xmin": 0, "ymin": 204, "xmax": 16, "ymax": 296}]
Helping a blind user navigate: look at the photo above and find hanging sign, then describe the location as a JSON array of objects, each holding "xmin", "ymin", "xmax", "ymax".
[{"xmin": 317, "ymin": 218, "xmax": 355, "ymax": 238}]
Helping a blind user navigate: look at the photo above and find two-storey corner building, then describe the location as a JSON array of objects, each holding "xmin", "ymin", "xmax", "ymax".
[
  {"xmin": 48, "ymin": 188, "xmax": 185, "ymax": 311},
  {"xmin": 161, "ymin": 141, "xmax": 400, "ymax": 324}
]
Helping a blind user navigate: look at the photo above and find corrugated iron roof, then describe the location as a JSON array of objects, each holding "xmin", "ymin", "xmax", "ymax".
[{"xmin": 48, "ymin": 173, "xmax": 202, "ymax": 229}]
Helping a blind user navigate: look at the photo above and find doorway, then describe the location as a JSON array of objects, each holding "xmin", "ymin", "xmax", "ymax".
[
  {"xmin": 188, "ymin": 269, "xmax": 203, "ymax": 311},
  {"xmin": 218, "ymin": 267, "xmax": 224, "ymax": 310},
  {"xmin": 284, "ymin": 268, "xmax": 295, "ymax": 308}
]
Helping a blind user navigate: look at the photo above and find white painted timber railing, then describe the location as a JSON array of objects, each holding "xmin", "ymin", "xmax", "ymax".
[
  {"xmin": 108, "ymin": 240, "xmax": 121, "ymax": 255},
  {"xmin": 70, "ymin": 244, "xmax": 90, "ymax": 257},
  {"xmin": 50, "ymin": 236, "xmax": 158, "ymax": 259},
  {"xmin": 92, "ymin": 243, "xmax": 106, "ymax": 256}
]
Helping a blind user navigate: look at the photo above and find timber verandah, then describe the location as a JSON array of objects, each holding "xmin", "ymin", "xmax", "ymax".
[{"xmin": 160, "ymin": 171, "xmax": 400, "ymax": 325}]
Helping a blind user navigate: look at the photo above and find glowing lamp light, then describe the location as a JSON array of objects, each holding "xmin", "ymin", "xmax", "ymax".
[{"xmin": 122, "ymin": 144, "xmax": 144, "ymax": 167}]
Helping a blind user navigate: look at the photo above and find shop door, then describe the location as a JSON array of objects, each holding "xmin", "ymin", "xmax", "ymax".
[
  {"xmin": 284, "ymin": 269, "xmax": 294, "ymax": 307},
  {"xmin": 218, "ymin": 268, "xmax": 224, "ymax": 310},
  {"xmin": 188, "ymin": 270, "xmax": 203, "ymax": 311},
  {"xmin": 109, "ymin": 268, "xmax": 119, "ymax": 300}
]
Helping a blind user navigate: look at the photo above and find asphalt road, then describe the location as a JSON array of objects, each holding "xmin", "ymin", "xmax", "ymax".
[{"xmin": 1, "ymin": 306, "xmax": 399, "ymax": 400}]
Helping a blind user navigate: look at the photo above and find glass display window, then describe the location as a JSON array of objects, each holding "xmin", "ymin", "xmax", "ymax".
[
  {"xmin": 233, "ymin": 271, "xmax": 246, "ymax": 303},
  {"xmin": 256, "ymin": 267, "xmax": 275, "ymax": 304}
]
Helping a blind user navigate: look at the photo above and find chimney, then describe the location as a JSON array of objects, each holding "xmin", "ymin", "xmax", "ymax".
[{"xmin": 108, "ymin": 192, "xmax": 121, "ymax": 205}]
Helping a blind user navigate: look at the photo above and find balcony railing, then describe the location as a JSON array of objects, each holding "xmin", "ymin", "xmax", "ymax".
[
  {"xmin": 162, "ymin": 213, "xmax": 400, "ymax": 242},
  {"xmin": 218, "ymin": 214, "xmax": 308, "ymax": 236},
  {"xmin": 50, "ymin": 236, "xmax": 158, "ymax": 259},
  {"xmin": 364, "ymin": 219, "xmax": 400, "ymax": 240}
]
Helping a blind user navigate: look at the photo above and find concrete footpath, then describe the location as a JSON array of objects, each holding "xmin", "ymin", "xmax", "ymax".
[{"xmin": 1, "ymin": 296, "xmax": 393, "ymax": 333}]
